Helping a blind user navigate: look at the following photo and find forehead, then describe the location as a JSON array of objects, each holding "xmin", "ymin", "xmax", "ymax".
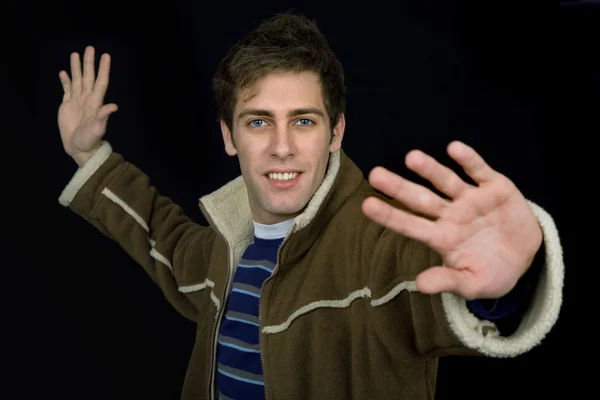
[{"xmin": 235, "ymin": 70, "xmax": 325, "ymax": 113}]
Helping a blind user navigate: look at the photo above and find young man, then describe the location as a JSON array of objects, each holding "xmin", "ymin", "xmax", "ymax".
[{"xmin": 56, "ymin": 12, "xmax": 563, "ymax": 400}]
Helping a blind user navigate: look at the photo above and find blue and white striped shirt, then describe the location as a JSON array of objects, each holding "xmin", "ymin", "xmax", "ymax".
[{"xmin": 215, "ymin": 219, "xmax": 291, "ymax": 400}]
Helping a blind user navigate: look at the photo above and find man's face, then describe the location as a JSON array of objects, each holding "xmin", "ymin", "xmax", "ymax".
[{"xmin": 221, "ymin": 70, "xmax": 345, "ymax": 225}]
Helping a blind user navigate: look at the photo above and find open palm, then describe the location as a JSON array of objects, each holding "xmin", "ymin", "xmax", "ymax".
[
  {"xmin": 361, "ymin": 141, "xmax": 543, "ymax": 300},
  {"xmin": 58, "ymin": 46, "xmax": 118, "ymax": 166}
]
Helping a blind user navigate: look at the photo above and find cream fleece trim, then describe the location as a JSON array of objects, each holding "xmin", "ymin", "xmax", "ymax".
[
  {"xmin": 149, "ymin": 248, "xmax": 173, "ymax": 273},
  {"xmin": 197, "ymin": 150, "xmax": 341, "ymax": 284},
  {"xmin": 371, "ymin": 280, "xmax": 418, "ymax": 306},
  {"xmin": 292, "ymin": 150, "xmax": 340, "ymax": 232},
  {"xmin": 262, "ymin": 281, "xmax": 419, "ymax": 334},
  {"xmin": 99, "ymin": 188, "xmax": 175, "ymax": 274},
  {"xmin": 198, "ymin": 150, "xmax": 341, "ymax": 245},
  {"xmin": 441, "ymin": 200, "xmax": 564, "ymax": 358},
  {"xmin": 178, "ymin": 279, "xmax": 220, "ymax": 310},
  {"xmin": 199, "ymin": 175, "xmax": 254, "ymax": 249},
  {"xmin": 102, "ymin": 188, "xmax": 149, "ymax": 231},
  {"xmin": 58, "ymin": 141, "xmax": 113, "ymax": 207}
]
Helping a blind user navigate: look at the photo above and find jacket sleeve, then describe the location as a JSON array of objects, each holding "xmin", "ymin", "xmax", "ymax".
[
  {"xmin": 367, "ymin": 199, "xmax": 564, "ymax": 359},
  {"xmin": 58, "ymin": 141, "xmax": 215, "ymax": 322},
  {"xmin": 465, "ymin": 238, "xmax": 545, "ymax": 335}
]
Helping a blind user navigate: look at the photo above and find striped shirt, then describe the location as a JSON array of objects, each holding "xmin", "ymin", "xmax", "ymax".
[{"xmin": 215, "ymin": 219, "xmax": 291, "ymax": 400}]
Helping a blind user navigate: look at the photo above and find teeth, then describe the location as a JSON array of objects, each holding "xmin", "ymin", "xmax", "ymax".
[{"xmin": 268, "ymin": 172, "xmax": 299, "ymax": 181}]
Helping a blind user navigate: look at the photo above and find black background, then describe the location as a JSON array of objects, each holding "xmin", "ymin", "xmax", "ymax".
[{"xmin": 2, "ymin": 0, "xmax": 597, "ymax": 399}]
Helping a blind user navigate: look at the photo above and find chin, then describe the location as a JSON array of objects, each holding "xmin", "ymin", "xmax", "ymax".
[
  {"xmin": 264, "ymin": 200, "xmax": 308, "ymax": 218},
  {"xmin": 267, "ymin": 205, "xmax": 304, "ymax": 217}
]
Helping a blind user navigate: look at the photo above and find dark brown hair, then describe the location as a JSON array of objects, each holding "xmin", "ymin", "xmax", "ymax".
[{"xmin": 212, "ymin": 11, "xmax": 346, "ymax": 133}]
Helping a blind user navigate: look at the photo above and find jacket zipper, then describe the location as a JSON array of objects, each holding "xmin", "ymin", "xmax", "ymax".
[
  {"xmin": 258, "ymin": 225, "xmax": 294, "ymax": 400},
  {"xmin": 199, "ymin": 205, "xmax": 234, "ymax": 400}
]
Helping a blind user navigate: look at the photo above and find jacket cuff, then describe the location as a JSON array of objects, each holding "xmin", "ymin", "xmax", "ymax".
[
  {"xmin": 58, "ymin": 141, "xmax": 113, "ymax": 207},
  {"xmin": 441, "ymin": 200, "xmax": 564, "ymax": 357}
]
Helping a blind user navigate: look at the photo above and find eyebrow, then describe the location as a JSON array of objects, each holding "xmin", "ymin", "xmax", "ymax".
[{"xmin": 237, "ymin": 107, "xmax": 325, "ymax": 120}]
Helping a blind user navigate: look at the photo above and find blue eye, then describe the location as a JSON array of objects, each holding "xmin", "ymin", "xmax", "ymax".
[
  {"xmin": 250, "ymin": 120, "xmax": 265, "ymax": 127},
  {"xmin": 297, "ymin": 119, "xmax": 312, "ymax": 126}
]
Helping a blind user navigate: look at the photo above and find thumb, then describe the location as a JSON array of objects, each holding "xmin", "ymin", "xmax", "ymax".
[
  {"xmin": 415, "ymin": 266, "xmax": 477, "ymax": 299},
  {"xmin": 97, "ymin": 103, "xmax": 118, "ymax": 121}
]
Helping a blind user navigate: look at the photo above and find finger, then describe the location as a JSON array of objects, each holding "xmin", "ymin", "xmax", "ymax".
[
  {"xmin": 415, "ymin": 266, "xmax": 478, "ymax": 299},
  {"xmin": 82, "ymin": 46, "xmax": 95, "ymax": 94},
  {"xmin": 405, "ymin": 149, "xmax": 470, "ymax": 199},
  {"xmin": 447, "ymin": 141, "xmax": 497, "ymax": 184},
  {"xmin": 93, "ymin": 53, "xmax": 111, "ymax": 100},
  {"xmin": 97, "ymin": 103, "xmax": 119, "ymax": 121},
  {"xmin": 58, "ymin": 70, "xmax": 72, "ymax": 101},
  {"xmin": 362, "ymin": 196, "xmax": 435, "ymax": 245},
  {"xmin": 368, "ymin": 166, "xmax": 449, "ymax": 218},
  {"xmin": 70, "ymin": 51, "xmax": 82, "ymax": 96}
]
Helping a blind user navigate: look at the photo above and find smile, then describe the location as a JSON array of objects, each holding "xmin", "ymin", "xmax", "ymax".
[
  {"xmin": 264, "ymin": 172, "xmax": 302, "ymax": 189},
  {"xmin": 267, "ymin": 172, "xmax": 299, "ymax": 181}
]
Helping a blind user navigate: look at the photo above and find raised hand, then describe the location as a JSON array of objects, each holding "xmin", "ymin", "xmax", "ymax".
[
  {"xmin": 58, "ymin": 46, "xmax": 118, "ymax": 166},
  {"xmin": 361, "ymin": 141, "xmax": 543, "ymax": 300}
]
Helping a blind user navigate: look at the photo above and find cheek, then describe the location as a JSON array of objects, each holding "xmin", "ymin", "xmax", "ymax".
[
  {"xmin": 307, "ymin": 142, "xmax": 332, "ymax": 177},
  {"xmin": 238, "ymin": 136, "xmax": 270, "ymax": 158},
  {"xmin": 237, "ymin": 146, "xmax": 269, "ymax": 180},
  {"xmin": 302, "ymin": 132, "xmax": 330, "ymax": 155}
]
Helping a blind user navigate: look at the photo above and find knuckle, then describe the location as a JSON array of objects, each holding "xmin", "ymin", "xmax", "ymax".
[
  {"xmin": 447, "ymin": 174, "xmax": 463, "ymax": 192},
  {"xmin": 391, "ymin": 180, "xmax": 405, "ymax": 199},
  {"xmin": 418, "ymin": 191, "xmax": 431, "ymax": 209}
]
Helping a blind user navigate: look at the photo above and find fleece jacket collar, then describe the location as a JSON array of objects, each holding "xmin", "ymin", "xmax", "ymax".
[{"xmin": 198, "ymin": 149, "xmax": 365, "ymax": 261}]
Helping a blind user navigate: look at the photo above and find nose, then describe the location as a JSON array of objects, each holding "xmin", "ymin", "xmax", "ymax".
[{"xmin": 270, "ymin": 126, "xmax": 296, "ymax": 160}]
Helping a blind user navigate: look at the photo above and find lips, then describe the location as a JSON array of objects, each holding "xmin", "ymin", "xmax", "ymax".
[
  {"xmin": 266, "ymin": 171, "xmax": 300, "ymax": 180},
  {"xmin": 264, "ymin": 171, "xmax": 303, "ymax": 189},
  {"xmin": 264, "ymin": 170, "xmax": 302, "ymax": 175}
]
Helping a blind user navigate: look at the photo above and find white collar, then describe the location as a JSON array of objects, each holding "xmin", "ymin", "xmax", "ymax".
[{"xmin": 253, "ymin": 219, "xmax": 294, "ymax": 240}]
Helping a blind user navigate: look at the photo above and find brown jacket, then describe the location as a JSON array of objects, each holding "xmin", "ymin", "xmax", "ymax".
[{"xmin": 58, "ymin": 141, "xmax": 564, "ymax": 399}]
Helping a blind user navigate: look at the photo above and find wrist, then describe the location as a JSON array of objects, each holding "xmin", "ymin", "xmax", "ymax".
[{"xmin": 71, "ymin": 147, "xmax": 100, "ymax": 167}]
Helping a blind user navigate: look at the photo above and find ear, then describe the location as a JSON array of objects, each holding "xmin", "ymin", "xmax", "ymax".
[
  {"xmin": 220, "ymin": 120, "xmax": 238, "ymax": 156},
  {"xmin": 329, "ymin": 113, "xmax": 346, "ymax": 153}
]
